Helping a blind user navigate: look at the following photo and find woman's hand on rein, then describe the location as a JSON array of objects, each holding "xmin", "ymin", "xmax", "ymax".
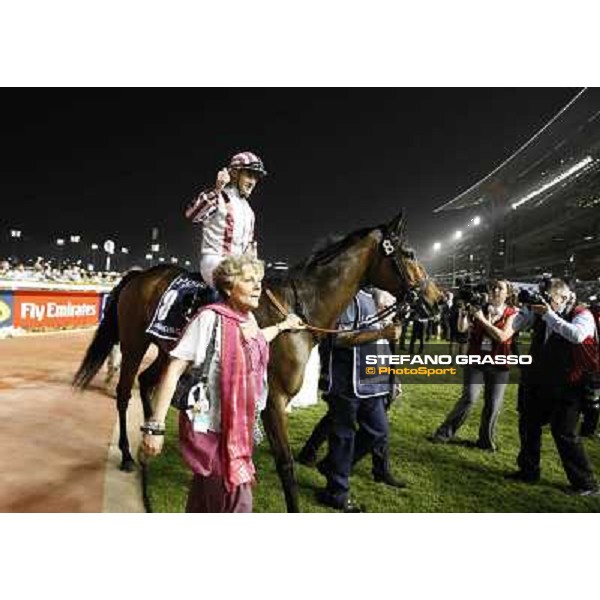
[{"xmin": 283, "ymin": 314, "xmax": 305, "ymax": 331}]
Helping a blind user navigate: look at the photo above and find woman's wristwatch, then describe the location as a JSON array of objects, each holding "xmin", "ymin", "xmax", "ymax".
[{"xmin": 140, "ymin": 420, "xmax": 165, "ymax": 436}]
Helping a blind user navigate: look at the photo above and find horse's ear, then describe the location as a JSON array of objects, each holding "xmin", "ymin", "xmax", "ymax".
[{"xmin": 388, "ymin": 210, "xmax": 406, "ymax": 240}]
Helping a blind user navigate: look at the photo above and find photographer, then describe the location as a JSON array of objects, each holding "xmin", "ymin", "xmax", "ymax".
[
  {"xmin": 430, "ymin": 279, "xmax": 517, "ymax": 451},
  {"xmin": 507, "ymin": 279, "xmax": 600, "ymax": 496}
]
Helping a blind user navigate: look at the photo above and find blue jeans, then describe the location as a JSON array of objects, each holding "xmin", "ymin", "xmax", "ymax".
[{"xmin": 436, "ymin": 364, "xmax": 509, "ymax": 449}]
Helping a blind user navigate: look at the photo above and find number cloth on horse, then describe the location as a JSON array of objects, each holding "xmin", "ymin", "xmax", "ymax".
[{"xmin": 146, "ymin": 273, "xmax": 216, "ymax": 341}]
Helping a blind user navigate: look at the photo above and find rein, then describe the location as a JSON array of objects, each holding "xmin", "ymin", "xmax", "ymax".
[{"xmin": 265, "ymin": 288, "xmax": 397, "ymax": 335}]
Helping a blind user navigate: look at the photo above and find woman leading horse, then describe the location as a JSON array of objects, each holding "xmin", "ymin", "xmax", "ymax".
[{"xmin": 73, "ymin": 210, "xmax": 442, "ymax": 512}]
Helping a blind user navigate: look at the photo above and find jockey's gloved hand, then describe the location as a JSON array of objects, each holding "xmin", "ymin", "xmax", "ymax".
[{"xmin": 215, "ymin": 168, "xmax": 231, "ymax": 193}]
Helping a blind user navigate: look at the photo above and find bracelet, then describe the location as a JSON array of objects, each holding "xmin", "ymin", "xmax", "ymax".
[
  {"xmin": 140, "ymin": 421, "xmax": 166, "ymax": 436},
  {"xmin": 141, "ymin": 426, "xmax": 165, "ymax": 436}
]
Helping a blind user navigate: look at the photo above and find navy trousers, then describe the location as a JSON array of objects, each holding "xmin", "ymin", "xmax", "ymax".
[
  {"xmin": 517, "ymin": 383, "xmax": 597, "ymax": 490},
  {"xmin": 323, "ymin": 393, "xmax": 389, "ymax": 503}
]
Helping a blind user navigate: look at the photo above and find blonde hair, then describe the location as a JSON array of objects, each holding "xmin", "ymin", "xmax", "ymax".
[{"xmin": 213, "ymin": 254, "xmax": 265, "ymax": 296}]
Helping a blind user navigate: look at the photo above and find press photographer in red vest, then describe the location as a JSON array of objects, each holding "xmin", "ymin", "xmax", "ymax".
[
  {"xmin": 430, "ymin": 279, "xmax": 517, "ymax": 451},
  {"xmin": 507, "ymin": 278, "xmax": 600, "ymax": 496}
]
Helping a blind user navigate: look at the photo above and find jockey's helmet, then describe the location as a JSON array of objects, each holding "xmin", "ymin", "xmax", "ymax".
[{"xmin": 228, "ymin": 151, "xmax": 268, "ymax": 177}]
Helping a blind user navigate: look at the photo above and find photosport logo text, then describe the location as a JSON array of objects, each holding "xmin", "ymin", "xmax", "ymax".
[{"xmin": 360, "ymin": 345, "xmax": 533, "ymax": 385}]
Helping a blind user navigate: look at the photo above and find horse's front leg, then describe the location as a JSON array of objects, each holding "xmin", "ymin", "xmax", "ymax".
[{"xmin": 262, "ymin": 393, "xmax": 299, "ymax": 513}]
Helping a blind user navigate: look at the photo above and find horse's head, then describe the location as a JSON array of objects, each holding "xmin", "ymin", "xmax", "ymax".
[{"xmin": 368, "ymin": 210, "xmax": 444, "ymax": 315}]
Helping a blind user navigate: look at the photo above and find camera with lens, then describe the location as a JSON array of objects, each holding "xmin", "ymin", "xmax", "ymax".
[
  {"xmin": 456, "ymin": 282, "xmax": 488, "ymax": 310},
  {"xmin": 517, "ymin": 288, "xmax": 550, "ymax": 306},
  {"xmin": 517, "ymin": 276, "xmax": 553, "ymax": 306},
  {"xmin": 517, "ymin": 276, "xmax": 552, "ymax": 304}
]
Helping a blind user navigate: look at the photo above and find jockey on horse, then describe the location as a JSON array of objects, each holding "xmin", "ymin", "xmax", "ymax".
[{"xmin": 185, "ymin": 151, "xmax": 267, "ymax": 287}]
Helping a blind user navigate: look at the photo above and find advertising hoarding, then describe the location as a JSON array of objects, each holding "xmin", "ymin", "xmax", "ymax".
[
  {"xmin": 12, "ymin": 290, "xmax": 101, "ymax": 329},
  {"xmin": 0, "ymin": 292, "xmax": 14, "ymax": 329}
]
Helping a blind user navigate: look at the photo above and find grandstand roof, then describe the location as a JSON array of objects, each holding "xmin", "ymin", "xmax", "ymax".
[{"xmin": 434, "ymin": 88, "xmax": 600, "ymax": 213}]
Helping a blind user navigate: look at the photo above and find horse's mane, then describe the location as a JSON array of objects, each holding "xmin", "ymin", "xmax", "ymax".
[
  {"xmin": 261, "ymin": 226, "xmax": 377, "ymax": 321},
  {"xmin": 295, "ymin": 226, "xmax": 376, "ymax": 271}
]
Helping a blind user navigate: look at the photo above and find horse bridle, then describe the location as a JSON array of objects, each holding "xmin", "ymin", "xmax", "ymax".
[{"xmin": 379, "ymin": 227, "xmax": 430, "ymax": 305}]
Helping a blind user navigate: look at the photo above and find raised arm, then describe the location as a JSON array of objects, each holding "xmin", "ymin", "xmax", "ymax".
[
  {"xmin": 185, "ymin": 168, "xmax": 230, "ymax": 223},
  {"xmin": 541, "ymin": 306, "xmax": 596, "ymax": 344}
]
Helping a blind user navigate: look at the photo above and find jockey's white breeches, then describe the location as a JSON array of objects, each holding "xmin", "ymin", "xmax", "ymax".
[{"xmin": 199, "ymin": 254, "xmax": 224, "ymax": 288}]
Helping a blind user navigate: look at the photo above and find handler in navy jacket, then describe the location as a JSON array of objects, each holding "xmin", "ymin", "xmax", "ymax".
[{"xmin": 316, "ymin": 287, "xmax": 404, "ymax": 512}]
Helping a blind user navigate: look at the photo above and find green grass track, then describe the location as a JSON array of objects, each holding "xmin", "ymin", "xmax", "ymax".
[{"xmin": 145, "ymin": 380, "xmax": 600, "ymax": 513}]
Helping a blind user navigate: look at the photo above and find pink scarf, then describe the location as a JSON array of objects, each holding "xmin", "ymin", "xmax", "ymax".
[{"xmin": 203, "ymin": 302, "xmax": 270, "ymax": 491}]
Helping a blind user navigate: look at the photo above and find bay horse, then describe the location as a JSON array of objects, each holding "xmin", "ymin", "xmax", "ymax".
[{"xmin": 73, "ymin": 210, "xmax": 442, "ymax": 512}]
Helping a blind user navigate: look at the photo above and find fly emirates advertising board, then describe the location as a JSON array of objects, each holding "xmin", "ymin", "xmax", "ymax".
[{"xmin": 12, "ymin": 291, "xmax": 101, "ymax": 329}]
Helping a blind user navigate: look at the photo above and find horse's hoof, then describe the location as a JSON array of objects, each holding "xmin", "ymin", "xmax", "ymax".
[{"xmin": 120, "ymin": 458, "xmax": 136, "ymax": 473}]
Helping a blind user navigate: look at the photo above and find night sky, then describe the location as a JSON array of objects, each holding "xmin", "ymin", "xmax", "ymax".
[{"xmin": 0, "ymin": 88, "xmax": 579, "ymax": 267}]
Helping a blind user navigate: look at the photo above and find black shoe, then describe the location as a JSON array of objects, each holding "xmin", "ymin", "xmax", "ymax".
[
  {"xmin": 373, "ymin": 472, "xmax": 408, "ymax": 489},
  {"xmin": 316, "ymin": 490, "xmax": 364, "ymax": 512},
  {"xmin": 566, "ymin": 486, "xmax": 600, "ymax": 497},
  {"xmin": 504, "ymin": 470, "xmax": 540, "ymax": 484}
]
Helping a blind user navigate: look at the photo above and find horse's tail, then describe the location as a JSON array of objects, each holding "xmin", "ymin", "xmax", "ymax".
[{"xmin": 72, "ymin": 270, "xmax": 142, "ymax": 389}]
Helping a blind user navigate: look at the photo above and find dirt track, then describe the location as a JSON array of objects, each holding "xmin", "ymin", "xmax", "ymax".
[{"xmin": 0, "ymin": 330, "xmax": 143, "ymax": 512}]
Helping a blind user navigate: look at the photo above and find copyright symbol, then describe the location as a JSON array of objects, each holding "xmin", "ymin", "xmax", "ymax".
[{"xmin": 366, "ymin": 367, "xmax": 375, "ymax": 375}]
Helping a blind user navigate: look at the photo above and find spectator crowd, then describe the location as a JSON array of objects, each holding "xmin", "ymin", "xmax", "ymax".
[{"xmin": 0, "ymin": 258, "xmax": 121, "ymax": 287}]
